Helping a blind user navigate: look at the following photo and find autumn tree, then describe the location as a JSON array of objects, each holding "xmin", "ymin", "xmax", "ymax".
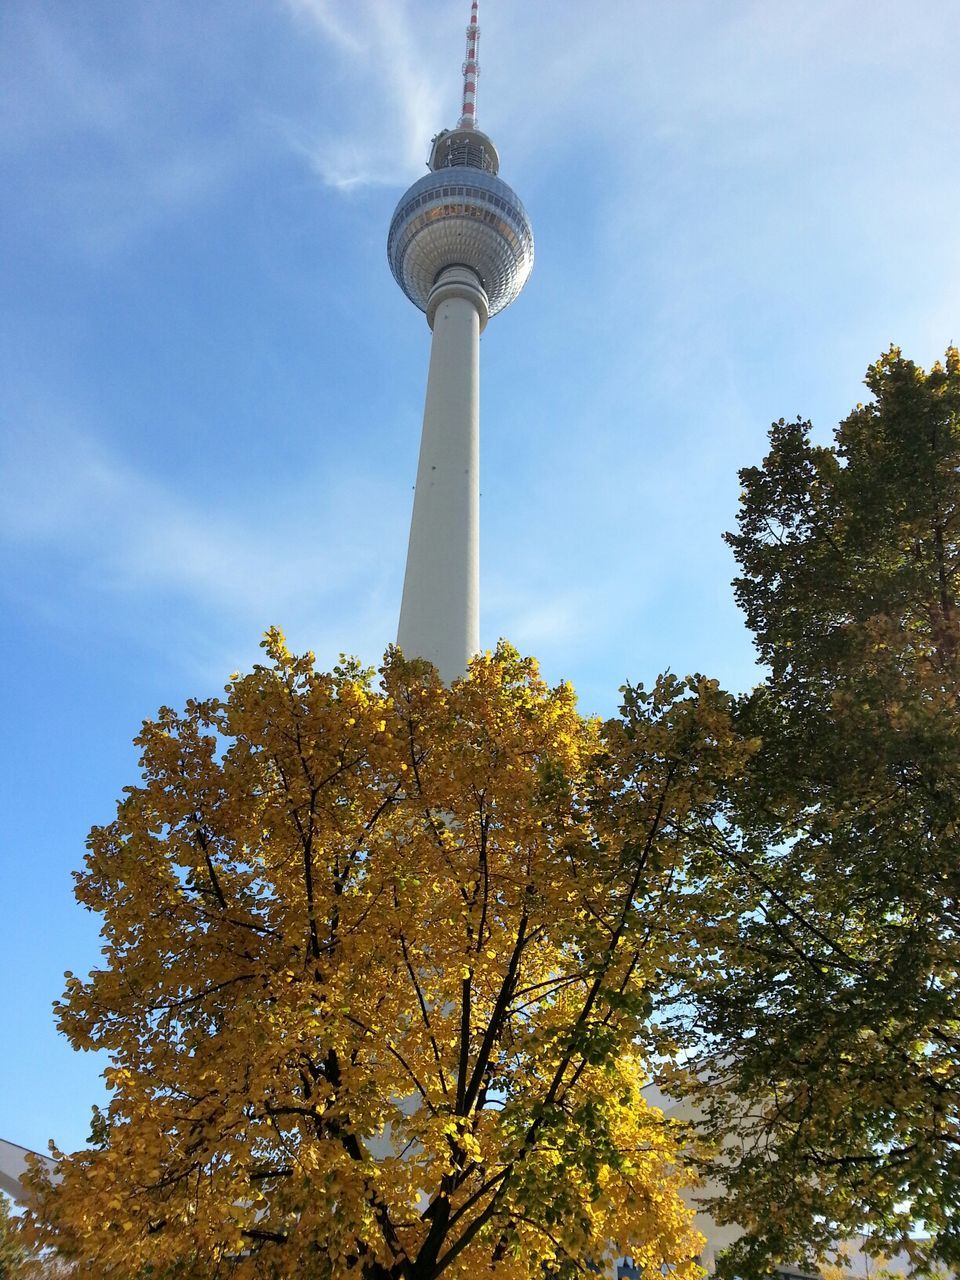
[
  {"xmin": 1, "ymin": 1196, "xmax": 27, "ymax": 1280},
  {"xmin": 20, "ymin": 637, "xmax": 750, "ymax": 1280},
  {"xmin": 683, "ymin": 348, "xmax": 960, "ymax": 1276}
]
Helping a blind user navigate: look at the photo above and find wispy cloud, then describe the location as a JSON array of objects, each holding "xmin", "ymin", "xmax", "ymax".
[
  {"xmin": 0, "ymin": 409, "xmax": 405, "ymax": 677},
  {"xmin": 0, "ymin": 7, "xmax": 127, "ymax": 154},
  {"xmin": 68, "ymin": 141, "xmax": 247, "ymax": 258},
  {"xmin": 279, "ymin": 0, "xmax": 445, "ymax": 190},
  {"xmin": 485, "ymin": 586, "xmax": 602, "ymax": 658},
  {"xmin": 282, "ymin": 0, "xmax": 363, "ymax": 53},
  {"xmin": 1, "ymin": 6, "xmax": 258, "ymax": 259}
]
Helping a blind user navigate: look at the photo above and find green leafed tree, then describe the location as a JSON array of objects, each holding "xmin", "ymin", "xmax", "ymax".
[{"xmin": 685, "ymin": 347, "xmax": 960, "ymax": 1276}]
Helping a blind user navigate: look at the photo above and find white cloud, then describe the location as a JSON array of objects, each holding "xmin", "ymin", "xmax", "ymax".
[
  {"xmin": 281, "ymin": 0, "xmax": 365, "ymax": 54},
  {"xmin": 0, "ymin": 7, "xmax": 128, "ymax": 154},
  {"xmin": 278, "ymin": 0, "xmax": 445, "ymax": 189},
  {"xmin": 489, "ymin": 595, "xmax": 596, "ymax": 656},
  {"xmin": 0, "ymin": 410, "xmax": 405, "ymax": 676},
  {"xmin": 0, "ymin": 6, "xmax": 259, "ymax": 258},
  {"xmin": 69, "ymin": 141, "xmax": 247, "ymax": 258}
]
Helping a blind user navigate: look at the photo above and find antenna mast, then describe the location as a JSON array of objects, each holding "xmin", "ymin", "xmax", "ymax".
[{"xmin": 458, "ymin": 0, "xmax": 480, "ymax": 130}]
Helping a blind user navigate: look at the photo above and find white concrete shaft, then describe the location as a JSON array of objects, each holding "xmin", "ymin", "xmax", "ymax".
[{"xmin": 397, "ymin": 267, "xmax": 488, "ymax": 683}]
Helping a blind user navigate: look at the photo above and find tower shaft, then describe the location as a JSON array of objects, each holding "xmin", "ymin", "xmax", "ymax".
[{"xmin": 397, "ymin": 267, "xmax": 488, "ymax": 683}]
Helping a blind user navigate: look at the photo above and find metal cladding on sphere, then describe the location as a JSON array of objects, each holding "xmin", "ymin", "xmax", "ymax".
[{"xmin": 387, "ymin": 134, "xmax": 534, "ymax": 320}]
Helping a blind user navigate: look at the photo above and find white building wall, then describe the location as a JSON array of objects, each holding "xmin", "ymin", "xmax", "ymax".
[{"xmin": 0, "ymin": 1136, "xmax": 55, "ymax": 1202}]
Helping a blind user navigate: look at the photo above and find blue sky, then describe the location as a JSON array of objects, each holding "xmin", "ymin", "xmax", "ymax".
[{"xmin": 2, "ymin": 0, "xmax": 958, "ymax": 1159}]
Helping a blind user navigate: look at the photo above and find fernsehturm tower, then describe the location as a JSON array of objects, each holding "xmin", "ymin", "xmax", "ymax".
[{"xmin": 388, "ymin": 0, "xmax": 534, "ymax": 682}]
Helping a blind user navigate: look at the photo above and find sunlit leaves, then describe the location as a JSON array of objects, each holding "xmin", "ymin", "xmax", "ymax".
[{"xmin": 19, "ymin": 639, "xmax": 748, "ymax": 1280}]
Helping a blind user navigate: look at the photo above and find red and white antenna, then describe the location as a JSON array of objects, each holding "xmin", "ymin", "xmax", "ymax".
[{"xmin": 458, "ymin": 0, "xmax": 480, "ymax": 130}]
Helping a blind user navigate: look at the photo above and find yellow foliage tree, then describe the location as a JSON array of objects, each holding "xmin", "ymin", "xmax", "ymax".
[{"xmin": 19, "ymin": 635, "xmax": 750, "ymax": 1280}]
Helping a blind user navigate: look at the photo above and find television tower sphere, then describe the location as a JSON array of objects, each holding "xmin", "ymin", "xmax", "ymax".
[{"xmin": 387, "ymin": 127, "xmax": 534, "ymax": 319}]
